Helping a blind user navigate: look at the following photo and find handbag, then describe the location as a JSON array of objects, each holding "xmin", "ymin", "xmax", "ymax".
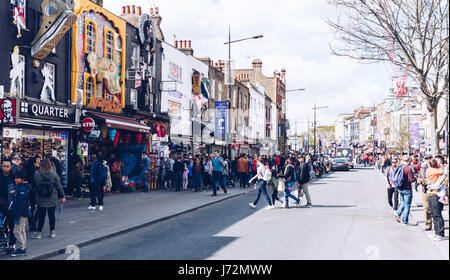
[{"xmin": 277, "ymin": 178, "xmax": 285, "ymax": 192}]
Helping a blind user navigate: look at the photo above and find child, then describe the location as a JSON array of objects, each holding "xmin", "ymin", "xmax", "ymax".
[
  {"xmin": 10, "ymin": 170, "xmax": 31, "ymax": 257},
  {"xmin": 182, "ymin": 164, "xmax": 189, "ymax": 191}
]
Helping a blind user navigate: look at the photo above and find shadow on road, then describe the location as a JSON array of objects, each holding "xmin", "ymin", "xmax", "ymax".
[{"xmin": 303, "ymin": 205, "xmax": 356, "ymax": 208}]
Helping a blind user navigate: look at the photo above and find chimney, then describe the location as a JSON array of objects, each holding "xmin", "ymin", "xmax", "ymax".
[
  {"xmin": 252, "ymin": 59, "xmax": 262, "ymax": 74},
  {"xmin": 126, "ymin": 5, "xmax": 130, "ymax": 14},
  {"xmin": 131, "ymin": 5, "xmax": 136, "ymax": 14},
  {"xmin": 151, "ymin": 7, "xmax": 165, "ymax": 41},
  {"xmin": 178, "ymin": 40, "xmax": 194, "ymax": 56},
  {"xmin": 121, "ymin": 6, "xmax": 126, "ymax": 14},
  {"xmin": 174, "ymin": 40, "xmax": 178, "ymax": 48},
  {"xmin": 137, "ymin": 6, "xmax": 142, "ymax": 15}
]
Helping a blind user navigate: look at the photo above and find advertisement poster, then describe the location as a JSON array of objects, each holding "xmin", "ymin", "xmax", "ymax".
[
  {"xmin": 215, "ymin": 101, "xmax": 227, "ymax": 137},
  {"xmin": 410, "ymin": 123, "xmax": 420, "ymax": 146},
  {"xmin": 0, "ymin": 99, "xmax": 18, "ymax": 124}
]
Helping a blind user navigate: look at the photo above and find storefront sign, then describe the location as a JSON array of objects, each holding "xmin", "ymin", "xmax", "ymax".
[
  {"xmin": 20, "ymin": 100, "xmax": 75, "ymax": 123},
  {"xmin": 0, "ymin": 99, "xmax": 18, "ymax": 125},
  {"xmin": 2, "ymin": 128, "xmax": 22, "ymax": 138},
  {"xmin": 87, "ymin": 98, "xmax": 124, "ymax": 114},
  {"xmin": 215, "ymin": 101, "xmax": 227, "ymax": 137},
  {"xmin": 82, "ymin": 117, "xmax": 95, "ymax": 133}
]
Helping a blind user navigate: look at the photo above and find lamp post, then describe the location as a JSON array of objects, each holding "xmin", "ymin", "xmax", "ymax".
[
  {"xmin": 313, "ymin": 104, "xmax": 329, "ymax": 155},
  {"xmin": 224, "ymin": 27, "xmax": 263, "ymax": 158}
]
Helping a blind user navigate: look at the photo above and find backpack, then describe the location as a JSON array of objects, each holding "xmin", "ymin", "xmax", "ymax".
[
  {"xmin": 391, "ymin": 166, "xmax": 406, "ymax": 188},
  {"xmin": 263, "ymin": 165, "xmax": 272, "ymax": 182},
  {"xmin": 37, "ymin": 177, "xmax": 53, "ymax": 198}
]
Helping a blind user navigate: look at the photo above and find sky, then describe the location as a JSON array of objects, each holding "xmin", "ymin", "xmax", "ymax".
[{"xmin": 104, "ymin": 0, "xmax": 394, "ymax": 134}]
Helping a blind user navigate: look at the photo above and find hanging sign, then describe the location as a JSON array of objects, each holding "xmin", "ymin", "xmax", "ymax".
[
  {"xmin": 81, "ymin": 117, "xmax": 95, "ymax": 133},
  {"xmin": 215, "ymin": 101, "xmax": 227, "ymax": 138},
  {"xmin": 87, "ymin": 97, "xmax": 124, "ymax": 114}
]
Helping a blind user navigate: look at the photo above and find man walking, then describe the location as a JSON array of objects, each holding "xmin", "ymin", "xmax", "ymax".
[
  {"xmin": 282, "ymin": 158, "xmax": 300, "ymax": 208},
  {"xmin": 210, "ymin": 151, "xmax": 227, "ymax": 196},
  {"xmin": 385, "ymin": 158, "xmax": 399, "ymax": 213},
  {"xmin": 140, "ymin": 152, "xmax": 150, "ymax": 192},
  {"xmin": 297, "ymin": 155, "xmax": 312, "ymax": 207},
  {"xmin": 237, "ymin": 154, "xmax": 249, "ymax": 189},
  {"xmin": 173, "ymin": 156, "xmax": 184, "ymax": 192},
  {"xmin": 88, "ymin": 155, "xmax": 106, "ymax": 211},
  {"xmin": 395, "ymin": 155, "xmax": 417, "ymax": 225}
]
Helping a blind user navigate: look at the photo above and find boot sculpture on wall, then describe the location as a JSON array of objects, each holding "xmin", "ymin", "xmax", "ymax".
[{"xmin": 31, "ymin": 0, "xmax": 77, "ymax": 60}]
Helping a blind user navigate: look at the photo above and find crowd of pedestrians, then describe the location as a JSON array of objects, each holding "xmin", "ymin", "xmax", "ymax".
[{"xmin": 378, "ymin": 153, "xmax": 449, "ymax": 242}]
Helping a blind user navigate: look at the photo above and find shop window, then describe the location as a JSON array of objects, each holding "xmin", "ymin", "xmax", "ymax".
[
  {"xmin": 130, "ymin": 89, "xmax": 137, "ymax": 109},
  {"xmin": 85, "ymin": 19, "xmax": 97, "ymax": 53},
  {"xmin": 83, "ymin": 73, "xmax": 96, "ymax": 106}
]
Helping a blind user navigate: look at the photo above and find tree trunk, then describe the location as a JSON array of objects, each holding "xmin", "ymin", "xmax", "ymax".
[{"xmin": 429, "ymin": 107, "xmax": 440, "ymax": 156}]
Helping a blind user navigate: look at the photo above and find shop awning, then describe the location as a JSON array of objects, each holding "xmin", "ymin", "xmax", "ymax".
[
  {"xmin": 90, "ymin": 113, "xmax": 150, "ymax": 133},
  {"xmin": 20, "ymin": 118, "xmax": 81, "ymax": 130}
]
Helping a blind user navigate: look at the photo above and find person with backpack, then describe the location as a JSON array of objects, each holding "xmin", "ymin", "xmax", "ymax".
[
  {"xmin": 248, "ymin": 157, "xmax": 274, "ymax": 209},
  {"xmin": 394, "ymin": 155, "xmax": 417, "ymax": 225},
  {"xmin": 10, "ymin": 170, "xmax": 32, "ymax": 257},
  {"xmin": 297, "ymin": 155, "xmax": 312, "ymax": 208},
  {"xmin": 281, "ymin": 158, "xmax": 300, "ymax": 208},
  {"xmin": 385, "ymin": 158, "xmax": 400, "ymax": 213},
  {"xmin": 31, "ymin": 158, "xmax": 65, "ymax": 239},
  {"xmin": 88, "ymin": 154, "xmax": 106, "ymax": 211}
]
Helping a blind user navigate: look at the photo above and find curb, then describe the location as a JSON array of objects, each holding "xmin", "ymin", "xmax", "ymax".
[{"xmin": 28, "ymin": 191, "xmax": 247, "ymax": 260}]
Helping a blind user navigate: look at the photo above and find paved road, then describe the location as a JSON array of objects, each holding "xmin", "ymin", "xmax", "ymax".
[{"xmin": 48, "ymin": 167, "xmax": 449, "ymax": 260}]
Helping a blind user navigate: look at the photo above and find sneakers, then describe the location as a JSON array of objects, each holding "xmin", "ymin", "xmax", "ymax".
[
  {"xmin": 395, "ymin": 214, "xmax": 401, "ymax": 223},
  {"xmin": 248, "ymin": 203, "xmax": 256, "ymax": 209},
  {"xmin": 31, "ymin": 232, "xmax": 42, "ymax": 239},
  {"xmin": 50, "ymin": 230, "xmax": 56, "ymax": 238},
  {"xmin": 432, "ymin": 235, "xmax": 446, "ymax": 241},
  {"xmin": 88, "ymin": 206, "xmax": 96, "ymax": 211},
  {"xmin": 10, "ymin": 249, "xmax": 26, "ymax": 257},
  {"xmin": 294, "ymin": 202, "xmax": 300, "ymax": 208},
  {"xmin": 266, "ymin": 205, "xmax": 275, "ymax": 210},
  {"xmin": 99, "ymin": 206, "xmax": 104, "ymax": 212},
  {"xmin": 306, "ymin": 203, "xmax": 312, "ymax": 208}
]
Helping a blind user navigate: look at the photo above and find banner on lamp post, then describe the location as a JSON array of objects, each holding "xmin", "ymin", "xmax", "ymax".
[
  {"xmin": 224, "ymin": 60, "xmax": 234, "ymax": 86},
  {"xmin": 215, "ymin": 101, "xmax": 227, "ymax": 138}
]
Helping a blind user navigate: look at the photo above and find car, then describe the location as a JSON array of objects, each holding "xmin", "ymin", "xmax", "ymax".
[{"xmin": 331, "ymin": 158, "xmax": 350, "ymax": 171}]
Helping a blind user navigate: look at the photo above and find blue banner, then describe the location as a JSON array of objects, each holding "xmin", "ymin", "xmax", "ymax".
[{"xmin": 215, "ymin": 101, "xmax": 227, "ymax": 137}]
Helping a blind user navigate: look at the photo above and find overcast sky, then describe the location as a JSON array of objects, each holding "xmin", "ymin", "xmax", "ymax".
[{"xmin": 105, "ymin": 0, "xmax": 393, "ymax": 133}]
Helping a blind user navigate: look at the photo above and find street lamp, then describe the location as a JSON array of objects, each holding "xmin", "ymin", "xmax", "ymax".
[
  {"xmin": 223, "ymin": 26, "xmax": 263, "ymax": 158},
  {"xmin": 313, "ymin": 104, "xmax": 329, "ymax": 155}
]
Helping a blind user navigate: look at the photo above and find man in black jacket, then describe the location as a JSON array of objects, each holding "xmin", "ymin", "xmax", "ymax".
[
  {"xmin": 297, "ymin": 155, "xmax": 312, "ymax": 207},
  {"xmin": 173, "ymin": 156, "xmax": 184, "ymax": 192},
  {"xmin": 0, "ymin": 159, "xmax": 16, "ymax": 252}
]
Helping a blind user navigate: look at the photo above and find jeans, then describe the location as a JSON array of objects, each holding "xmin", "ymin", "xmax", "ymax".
[
  {"xmin": 141, "ymin": 171, "xmax": 149, "ymax": 191},
  {"xmin": 428, "ymin": 195, "xmax": 445, "ymax": 237},
  {"xmin": 37, "ymin": 206, "xmax": 56, "ymax": 232},
  {"xmin": 165, "ymin": 170, "xmax": 173, "ymax": 188},
  {"xmin": 174, "ymin": 172, "xmax": 183, "ymax": 191},
  {"xmin": 397, "ymin": 189, "xmax": 413, "ymax": 224},
  {"xmin": 203, "ymin": 172, "xmax": 211, "ymax": 189},
  {"xmin": 211, "ymin": 171, "xmax": 226, "ymax": 195},
  {"xmin": 29, "ymin": 188, "xmax": 38, "ymax": 230},
  {"xmin": 285, "ymin": 181, "xmax": 300, "ymax": 206},
  {"xmin": 253, "ymin": 180, "xmax": 272, "ymax": 206},
  {"xmin": 387, "ymin": 187, "xmax": 399, "ymax": 210},
  {"xmin": 89, "ymin": 181, "xmax": 104, "ymax": 207},
  {"xmin": 193, "ymin": 174, "xmax": 203, "ymax": 191},
  {"xmin": 298, "ymin": 183, "xmax": 311, "ymax": 204},
  {"xmin": 238, "ymin": 172, "xmax": 248, "ymax": 188}
]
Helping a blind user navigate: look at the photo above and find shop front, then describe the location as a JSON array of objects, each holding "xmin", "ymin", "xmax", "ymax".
[
  {"xmin": 0, "ymin": 100, "xmax": 79, "ymax": 189},
  {"xmin": 78, "ymin": 112, "xmax": 150, "ymax": 192}
]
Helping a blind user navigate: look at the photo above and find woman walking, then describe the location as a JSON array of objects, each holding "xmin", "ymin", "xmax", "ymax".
[
  {"xmin": 248, "ymin": 157, "xmax": 274, "ymax": 210},
  {"xmin": 31, "ymin": 158, "xmax": 65, "ymax": 239}
]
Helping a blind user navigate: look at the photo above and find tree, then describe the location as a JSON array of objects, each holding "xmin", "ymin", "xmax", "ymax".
[
  {"xmin": 327, "ymin": 0, "xmax": 449, "ymax": 155},
  {"xmin": 390, "ymin": 123, "xmax": 410, "ymax": 155}
]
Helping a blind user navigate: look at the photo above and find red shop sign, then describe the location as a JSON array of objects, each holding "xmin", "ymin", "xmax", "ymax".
[{"xmin": 82, "ymin": 117, "xmax": 95, "ymax": 133}]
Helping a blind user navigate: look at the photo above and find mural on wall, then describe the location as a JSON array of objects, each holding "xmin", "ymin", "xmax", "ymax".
[
  {"xmin": 40, "ymin": 63, "xmax": 55, "ymax": 103},
  {"xmin": 74, "ymin": 10, "xmax": 124, "ymax": 106},
  {"xmin": 12, "ymin": 0, "xmax": 26, "ymax": 38},
  {"xmin": 31, "ymin": 0, "xmax": 77, "ymax": 60},
  {"xmin": 87, "ymin": 53, "xmax": 121, "ymax": 97},
  {"xmin": 9, "ymin": 46, "xmax": 24, "ymax": 98}
]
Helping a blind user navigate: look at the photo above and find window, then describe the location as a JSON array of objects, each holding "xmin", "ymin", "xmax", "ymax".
[
  {"xmin": 244, "ymin": 96, "xmax": 247, "ymax": 111},
  {"xmin": 169, "ymin": 62, "xmax": 182, "ymax": 81},
  {"xmin": 83, "ymin": 73, "xmax": 96, "ymax": 106},
  {"xmin": 233, "ymin": 89, "xmax": 236, "ymax": 107},
  {"xmin": 105, "ymin": 31, "xmax": 114, "ymax": 59},
  {"xmin": 131, "ymin": 43, "xmax": 140, "ymax": 69},
  {"xmin": 130, "ymin": 89, "xmax": 137, "ymax": 109},
  {"xmin": 85, "ymin": 19, "xmax": 97, "ymax": 52},
  {"xmin": 114, "ymin": 33, "xmax": 122, "ymax": 69},
  {"xmin": 43, "ymin": 63, "xmax": 55, "ymax": 101},
  {"xmin": 211, "ymin": 80, "xmax": 216, "ymax": 100},
  {"xmin": 217, "ymin": 82, "xmax": 222, "ymax": 101}
]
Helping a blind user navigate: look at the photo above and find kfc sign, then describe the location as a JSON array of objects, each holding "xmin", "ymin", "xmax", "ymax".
[
  {"xmin": 0, "ymin": 99, "xmax": 18, "ymax": 125},
  {"xmin": 82, "ymin": 117, "xmax": 95, "ymax": 133}
]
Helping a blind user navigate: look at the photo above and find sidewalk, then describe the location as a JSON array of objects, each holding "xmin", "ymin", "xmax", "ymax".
[{"xmin": 1, "ymin": 186, "xmax": 247, "ymax": 260}]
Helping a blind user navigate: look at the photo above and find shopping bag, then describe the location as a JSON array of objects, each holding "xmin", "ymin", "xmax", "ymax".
[{"xmin": 277, "ymin": 179, "xmax": 285, "ymax": 192}]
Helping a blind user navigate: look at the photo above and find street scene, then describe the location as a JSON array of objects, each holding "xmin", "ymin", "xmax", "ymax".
[{"xmin": 0, "ymin": 0, "xmax": 448, "ymax": 264}]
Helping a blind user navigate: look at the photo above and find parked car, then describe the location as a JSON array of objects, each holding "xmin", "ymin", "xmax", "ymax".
[{"xmin": 331, "ymin": 158, "xmax": 350, "ymax": 171}]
